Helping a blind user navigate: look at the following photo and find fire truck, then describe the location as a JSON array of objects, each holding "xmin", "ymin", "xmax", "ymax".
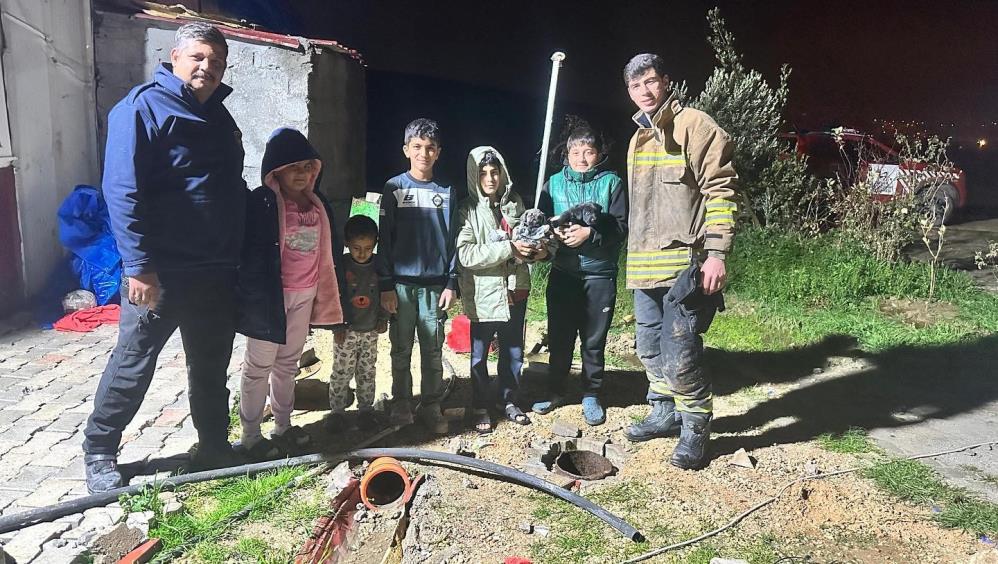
[{"xmin": 783, "ymin": 129, "xmax": 967, "ymax": 225}]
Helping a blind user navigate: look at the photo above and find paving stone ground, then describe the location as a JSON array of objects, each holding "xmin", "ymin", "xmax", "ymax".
[{"xmin": 0, "ymin": 313, "xmax": 245, "ymax": 563}]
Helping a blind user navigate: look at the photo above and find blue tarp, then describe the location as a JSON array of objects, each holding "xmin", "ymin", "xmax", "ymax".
[{"xmin": 58, "ymin": 185, "xmax": 122, "ymax": 306}]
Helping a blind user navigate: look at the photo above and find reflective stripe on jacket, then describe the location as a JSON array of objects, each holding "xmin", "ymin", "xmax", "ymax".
[{"xmin": 625, "ymin": 94, "xmax": 739, "ymax": 289}]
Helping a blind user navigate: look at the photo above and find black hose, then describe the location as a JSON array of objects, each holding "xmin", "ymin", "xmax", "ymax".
[{"xmin": 0, "ymin": 448, "xmax": 643, "ymax": 542}]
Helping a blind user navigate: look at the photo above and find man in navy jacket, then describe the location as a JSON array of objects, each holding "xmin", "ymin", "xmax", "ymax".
[{"xmin": 83, "ymin": 22, "xmax": 247, "ymax": 493}]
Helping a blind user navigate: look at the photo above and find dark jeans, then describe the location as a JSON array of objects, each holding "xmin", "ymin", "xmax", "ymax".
[
  {"xmin": 546, "ymin": 268, "xmax": 617, "ymax": 397},
  {"xmin": 470, "ymin": 300, "xmax": 527, "ymax": 409},
  {"xmin": 83, "ymin": 269, "xmax": 237, "ymax": 455},
  {"xmin": 633, "ymin": 277, "xmax": 719, "ymax": 413}
]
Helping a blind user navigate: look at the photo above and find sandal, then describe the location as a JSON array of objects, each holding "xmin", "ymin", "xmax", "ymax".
[
  {"xmin": 473, "ymin": 409, "xmax": 492, "ymax": 435},
  {"xmin": 502, "ymin": 403, "xmax": 531, "ymax": 426}
]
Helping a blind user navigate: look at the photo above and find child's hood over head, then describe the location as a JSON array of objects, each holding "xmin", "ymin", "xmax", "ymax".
[
  {"xmin": 467, "ymin": 145, "xmax": 513, "ymax": 204},
  {"xmin": 261, "ymin": 127, "xmax": 322, "ymax": 192}
]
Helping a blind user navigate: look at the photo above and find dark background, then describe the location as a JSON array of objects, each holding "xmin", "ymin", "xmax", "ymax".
[{"xmin": 211, "ymin": 0, "xmax": 998, "ymax": 209}]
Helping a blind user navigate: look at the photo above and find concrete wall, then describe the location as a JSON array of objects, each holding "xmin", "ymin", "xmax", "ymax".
[
  {"xmin": 93, "ymin": 11, "xmax": 365, "ymax": 199},
  {"xmin": 1, "ymin": 0, "xmax": 100, "ymax": 300},
  {"xmin": 309, "ymin": 48, "xmax": 366, "ymax": 201}
]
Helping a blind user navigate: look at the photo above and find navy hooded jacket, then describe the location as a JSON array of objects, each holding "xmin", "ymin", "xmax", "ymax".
[
  {"xmin": 235, "ymin": 128, "xmax": 347, "ymax": 344},
  {"xmin": 101, "ymin": 63, "xmax": 246, "ymax": 277}
]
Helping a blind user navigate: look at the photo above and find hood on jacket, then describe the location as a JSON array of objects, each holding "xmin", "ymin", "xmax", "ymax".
[
  {"xmin": 466, "ymin": 146, "xmax": 514, "ymax": 205},
  {"xmin": 262, "ymin": 127, "xmax": 323, "ymax": 192}
]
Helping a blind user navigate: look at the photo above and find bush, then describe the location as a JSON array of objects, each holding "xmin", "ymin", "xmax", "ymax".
[
  {"xmin": 691, "ymin": 8, "xmax": 816, "ymax": 231},
  {"xmin": 727, "ymin": 228, "xmax": 975, "ymax": 307}
]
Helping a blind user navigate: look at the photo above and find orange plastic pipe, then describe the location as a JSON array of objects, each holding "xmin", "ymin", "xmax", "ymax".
[{"xmin": 359, "ymin": 456, "xmax": 412, "ymax": 510}]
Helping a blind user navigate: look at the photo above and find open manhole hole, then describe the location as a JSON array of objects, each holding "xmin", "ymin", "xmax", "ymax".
[{"xmin": 553, "ymin": 450, "xmax": 615, "ymax": 481}]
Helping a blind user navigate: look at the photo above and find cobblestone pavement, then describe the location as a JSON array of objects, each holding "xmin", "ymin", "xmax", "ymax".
[{"xmin": 0, "ymin": 313, "xmax": 245, "ymax": 563}]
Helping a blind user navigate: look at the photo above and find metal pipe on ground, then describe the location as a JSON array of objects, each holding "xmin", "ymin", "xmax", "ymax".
[{"xmin": 0, "ymin": 448, "xmax": 644, "ymax": 542}]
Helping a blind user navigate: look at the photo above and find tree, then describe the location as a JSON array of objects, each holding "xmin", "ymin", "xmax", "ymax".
[{"xmin": 691, "ymin": 8, "xmax": 814, "ymax": 229}]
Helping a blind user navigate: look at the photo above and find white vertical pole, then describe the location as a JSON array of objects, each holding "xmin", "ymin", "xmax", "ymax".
[{"xmin": 534, "ymin": 51, "xmax": 566, "ymax": 209}]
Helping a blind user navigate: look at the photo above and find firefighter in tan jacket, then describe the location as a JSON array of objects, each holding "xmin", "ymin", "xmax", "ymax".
[{"xmin": 621, "ymin": 53, "xmax": 738, "ymax": 470}]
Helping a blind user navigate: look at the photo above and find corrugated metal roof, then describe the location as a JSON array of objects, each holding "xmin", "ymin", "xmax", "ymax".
[{"xmin": 96, "ymin": 0, "xmax": 366, "ymax": 65}]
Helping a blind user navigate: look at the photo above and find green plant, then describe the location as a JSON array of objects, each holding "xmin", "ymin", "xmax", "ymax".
[
  {"xmin": 975, "ymin": 240, "xmax": 998, "ymax": 284},
  {"xmin": 863, "ymin": 458, "xmax": 998, "ymax": 536},
  {"xmin": 149, "ymin": 466, "xmax": 308, "ymax": 560},
  {"xmin": 691, "ymin": 9, "xmax": 815, "ymax": 231},
  {"xmin": 119, "ymin": 482, "xmax": 165, "ymax": 517},
  {"xmin": 817, "ymin": 427, "xmax": 880, "ymax": 454}
]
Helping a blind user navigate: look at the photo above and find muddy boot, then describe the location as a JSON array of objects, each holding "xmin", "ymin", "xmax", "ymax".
[
  {"xmin": 670, "ymin": 412, "xmax": 712, "ymax": 470},
  {"xmin": 84, "ymin": 454, "xmax": 122, "ymax": 494},
  {"xmin": 624, "ymin": 399, "xmax": 679, "ymax": 442}
]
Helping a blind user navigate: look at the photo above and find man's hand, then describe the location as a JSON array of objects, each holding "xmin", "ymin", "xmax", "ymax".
[
  {"xmin": 381, "ymin": 290, "xmax": 398, "ymax": 314},
  {"xmin": 376, "ymin": 320, "xmax": 388, "ymax": 334},
  {"xmin": 334, "ymin": 331, "xmax": 346, "ymax": 345},
  {"xmin": 559, "ymin": 225, "xmax": 591, "ymax": 248},
  {"xmin": 700, "ymin": 256, "xmax": 727, "ymax": 295},
  {"xmin": 438, "ymin": 288, "xmax": 456, "ymax": 310},
  {"xmin": 128, "ymin": 273, "xmax": 161, "ymax": 310}
]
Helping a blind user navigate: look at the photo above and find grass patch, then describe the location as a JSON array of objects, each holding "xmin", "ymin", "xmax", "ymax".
[
  {"xmin": 718, "ymin": 229, "xmax": 998, "ymax": 352},
  {"xmin": 146, "ymin": 466, "xmax": 311, "ymax": 561},
  {"xmin": 863, "ymin": 458, "xmax": 998, "ymax": 536},
  {"xmin": 527, "ymin": 481, "xmax": 786, "ymax": 563},
  {"xmin": 530, "ymin": 228, "xmax": 998, "ymax": 354},
  {"xmin": 227, "ymin": 395, "xmax": 241, "ymax": 442},
  {"xmin": 816, "ymin": 427, "xmax": 880, "ymax": 454}
]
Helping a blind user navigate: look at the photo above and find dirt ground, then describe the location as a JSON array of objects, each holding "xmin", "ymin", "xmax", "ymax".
[{"xmin": 244, "ymin": 320, "xmax": 992, "ymax": 563}]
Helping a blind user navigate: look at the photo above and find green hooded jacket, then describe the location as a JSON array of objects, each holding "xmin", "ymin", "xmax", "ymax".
[{"xmin": 455, "ymin": 146, "xmax": 532, "ymax": 323}]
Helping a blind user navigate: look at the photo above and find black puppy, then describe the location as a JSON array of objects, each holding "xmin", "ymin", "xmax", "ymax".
[{"xmin": 548, "ymin": 202, "xmax": 602, "ymax": 229}]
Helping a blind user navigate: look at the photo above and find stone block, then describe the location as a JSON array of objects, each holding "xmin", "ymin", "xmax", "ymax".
[
  {"xmin": 521, "ymin": 465, "xmax": 577, "ymax": 489},
  {"xmin": 523, "ymin": 448, "xmax": 551, "ymax": 465},
  {"xmin": 118, "ymin": 445, "xmax": 159, "ymax": 466},
  {"xmin": 557, "ymin": 438, "xmax": 578, "ymax": 452},
  {"xmin": 151, "ymin": 407, "xmax": 187, "ymax": 428},
  {"xmin": 551, "ymin": 419, "xmax": 581, "ymax": 438},
  {"xmin": 0, "ymin": 465, "xmax": 58, "ymax": 492},
  {"xmin": 1, "ymin": 521, "xmax": 71, "ymax": 563},
  {"xmin": 46, "ymin": 412, "xmax": 88, "ymax": 434},
  {"xmin": 36, "ymin": 537, "xmax": 89, "ymax": 564},
  {"xmin": 16, "ymin": 478, "xmax": 80, "ymax": 508},
  {"xmin": 576, "ymin": 436, "xmax": 610, "ymax": 455},
  {"xmin": 603, "ymin": 443, "xmax": 631, "ymax": 468}
]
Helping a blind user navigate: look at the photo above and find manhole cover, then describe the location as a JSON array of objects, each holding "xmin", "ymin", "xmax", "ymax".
[{"xmin": 553, "ymin": 450, "xmax": 615, "ymax": 481}]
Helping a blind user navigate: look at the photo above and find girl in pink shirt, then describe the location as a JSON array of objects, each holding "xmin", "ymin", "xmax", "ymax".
[{"xmin": 235, "ymin": 128, "xmax": 345, "ymax": 460}]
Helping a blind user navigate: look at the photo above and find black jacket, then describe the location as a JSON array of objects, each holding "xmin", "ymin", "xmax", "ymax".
[{"xmin": 235, "ymin": 128, "xmax": 346, "ymax": 344}]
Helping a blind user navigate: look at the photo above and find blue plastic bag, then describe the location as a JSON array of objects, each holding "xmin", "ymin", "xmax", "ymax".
[{"xmin": 58, "ymin": 185, "xmax": 122, "ymax": 305}]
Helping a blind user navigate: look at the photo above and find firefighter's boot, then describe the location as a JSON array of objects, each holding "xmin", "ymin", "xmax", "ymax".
[
  {"xmin": 624, "ymin": 399, "xmax": 679, "ymax": 442},
  {"xmin": 670, "ymin": 412, "xmax": 712, "ymax": 470}
]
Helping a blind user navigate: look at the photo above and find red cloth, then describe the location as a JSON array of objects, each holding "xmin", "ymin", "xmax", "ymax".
[
  {"xmin": 504, "ymin": 558, "xmax": 532, "ymax": 564},
  {"xmin": 446, "ymin": 314, "xmax": 472, "ymax": 353},
  {"xmin": 53, "ymin": 304, "xmax": 120, "ymax": 332}
]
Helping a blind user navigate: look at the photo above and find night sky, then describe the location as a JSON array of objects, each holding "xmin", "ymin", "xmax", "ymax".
[
  {"xmin": 218, "ymin": 0, "xmax": 998, "ymax": 203},
  {"xmin": 261, "ymin": 1, "xmax": 998, "ymax": 134}
]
